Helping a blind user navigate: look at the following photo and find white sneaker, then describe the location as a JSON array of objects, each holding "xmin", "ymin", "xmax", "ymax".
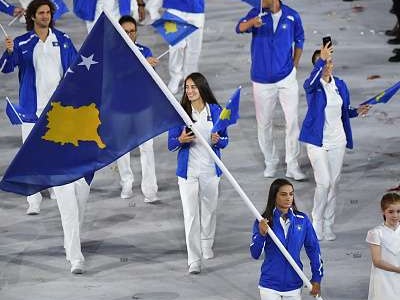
[
  {"xmin": 168, "ymin": 78, "xmax": 181, "ymax": 94},
  {"xmin": 188, "ymin": 261, "xmax": 201, "ymax": 274},
  {"xmin": 263, "ymin": 164, "xmax": 278, "ymax": 178},
  {"xmin": 71, "ymin": 261, "xmax": 85, "ymax": 274},
  {"xmin": 144, "ymin": 195, "xmax": 159, "ymax": 203},
  {"xmin": 286, "ymin": 163, "xmax": 306, "ymax": 181},
  {"xmin": 120, "ymin": 185, "xmax": 133, "ymax": 199},
  {"xmin": 26, "ymin": 204, "xmax": 40, "ymax": 215},
  {"xmin": 202, "ymin": 248, "xmax": 214, "ymax": 260}
]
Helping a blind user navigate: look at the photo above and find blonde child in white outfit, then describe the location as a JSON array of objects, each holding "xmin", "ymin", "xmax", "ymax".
[{"xmin": 366, "ymin": 193, "xmax": 400, "ymax": 300}]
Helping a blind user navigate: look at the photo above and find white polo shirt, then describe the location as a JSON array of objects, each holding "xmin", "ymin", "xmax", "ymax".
[
  {"xmin": 33, "ymin": 28, "xmax": 63, "ymax": 115},
  {"xmin": 320, "ymin": 77, "xmax": 346, "ymax": 149},
  {"xmin": 187, "ymin": 103, "xmax": 215, "ymax": 174}
]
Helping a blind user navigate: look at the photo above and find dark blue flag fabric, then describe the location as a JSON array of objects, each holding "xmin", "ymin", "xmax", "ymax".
[
  {"xmin": 211, "ymin": 87, "xmax": 241, "ymax": 133},
  {"xmin": 5, "ymin": 97, "xmax": 37, "ymax": 124},
  {"xmin": 152, "ymin": 11, "xmax": 198, "ymax": 46},
  {"xmin": 360, "ymin": 81, "xmax": 400, "ymax": 105},
  {"xmin": 51, "ymin": 0, "xmax": 69, "ymax": 20},
  {"xmin": 240, "ymin": 0, "xmax": 260, "ymax": 8},
  {"xmin": 0, "ymin": 13, "xmax": 184, "ymax": 196}
]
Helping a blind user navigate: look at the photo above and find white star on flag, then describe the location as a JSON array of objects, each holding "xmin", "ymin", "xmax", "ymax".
[{"xmin": 78, "ymin": 54, "xmax": 98, "ymax": 71}]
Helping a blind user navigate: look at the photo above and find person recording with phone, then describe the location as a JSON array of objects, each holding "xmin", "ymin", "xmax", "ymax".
[
  {"xmin": 168, "ymin": 72, "xmax": 228, "ymax": 275},
  {"xmin": 299, "ymin": 40, "xmax": 371, "ymax": 241},
  {"xmin": 235, "ymin": 0, "xmax": 306, "ymax": 181}
]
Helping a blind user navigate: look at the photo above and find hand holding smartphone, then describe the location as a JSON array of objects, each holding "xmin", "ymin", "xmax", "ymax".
[{"xmin": 322, "ymin": 36, "xmax": 332, "ymax": 47}]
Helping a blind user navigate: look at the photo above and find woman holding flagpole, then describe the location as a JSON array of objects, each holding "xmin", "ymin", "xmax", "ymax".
[
  {"xmin": 252, "ymin": 178, "xmax": 323, "ymax": 300},
  {"xmin": 168, "ymin": 72, "xmax": 228, "ymax": 274},
  {"xmin": 299, "ymin": 42, "xmax": 370, "ymax": 241}
]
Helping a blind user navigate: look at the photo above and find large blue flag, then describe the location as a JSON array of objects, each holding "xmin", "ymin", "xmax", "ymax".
[
  {"xmin": 360, "ymin": 81, "xmax": 400, "ymax": 105},
  {"xmin": 152, "ymin": 11, "xmax": 198, "ymax": 47},
  {"xmin": 0, "ymin": 13, "xmax": 184, "ymax": 196},
  {"xmin": 51, "ymin": 0, "xmax": 69, "ymax": 20},
  {"xmin": 211, "ymin": 87, "xmax": 241, "ymax": 133}
]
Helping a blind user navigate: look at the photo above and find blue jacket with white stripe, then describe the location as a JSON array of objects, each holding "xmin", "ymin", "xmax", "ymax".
[
  {"xmin": 163, "ymin": 0, "xmax": 204, "ymax": 13},
  {"xmin": 299, "ymin": 58, "xmax": 358, "ymax": 149},
  {"xmin": 73, "ymin": 0, "xmax": 132, "ymax": 21},
  {"xmin": 168, "ymin": 103, "xmax": 228, "ymax": 179},
  {"xmin": 250, "ymin": 208, "xmax": 323, "ymax": 291},
  {"xmin": 236, "ymin": 4, "xmax": 304, "ymax": 83},
  {"xmin": 0, "ymin": 0, "xmax": 15, "ymax": 16},
  {"xmin": 0, "ymin": 29, "xmax": 77, "ymax": 120}
]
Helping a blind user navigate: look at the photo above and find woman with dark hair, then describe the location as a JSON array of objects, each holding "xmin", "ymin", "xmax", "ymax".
[
  {"xmin": 251, "ymin": 178, "xmax": 323, "ymax": 299},
  {"xmin": 168, "ymin": 72, "xmax": 229, "ymax": 274},
  {"xmin": 299, "ymin": 43, "xmax": 370, "ymax": 241}
]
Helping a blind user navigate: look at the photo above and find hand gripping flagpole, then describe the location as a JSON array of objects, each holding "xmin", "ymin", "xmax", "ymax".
[{"xmin": 107, "ymin": 11, "xmax": 323, "ymax": 300}]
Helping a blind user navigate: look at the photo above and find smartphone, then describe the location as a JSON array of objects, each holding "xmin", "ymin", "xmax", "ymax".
[
  {"xmin": 322, "ymin": 36, "xmax": 332, "ymax": 47},
  {"xmin": 185, "ymin": 127, "xmax": 194, "ymax": 135}
]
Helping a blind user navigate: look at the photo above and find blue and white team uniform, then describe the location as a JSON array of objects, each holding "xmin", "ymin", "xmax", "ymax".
[
  {"xmin": 0, "ymin": 0, "xmax": 15, "ymax": 16},
  {"xmin": 74, "ymin": 0, "xmax": 139, "ymax": 32},
  {"xmin": 168, "ymin": 103, "xmax": 228, "ymax": 271},
  {"xmin": 163, "ymin": 0, "xmax": 205, "ymax": 94},
  {"xmin": 299, "ymin": 58, "xmax": 359, "ymax": 241},
  {"xmin": 251, "ymin": 208, "xmax": 323, "ymax": 300},
  {"xmin": 117, "ymin": 42, "xmax": 159, "ymax": 202},
  {"xmin": 236, "ymin": 3, "xmax": 305, "ymax": 180},
  {"xmin": 0, "ymin": 28, "xmax": 89, "ymax": 274}
]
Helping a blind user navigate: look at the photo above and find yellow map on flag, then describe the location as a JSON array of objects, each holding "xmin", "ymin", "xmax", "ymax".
[
  {"xmin": 42, "ymin": 102, "xmax": 106, "ymax": 149},
  {"xmin": 164, "ymin": 21, "xmax": 177, "ymax": 34},
  {"xmin": 219, "ymin": 108, "xmax": 231, "ymax": 120}
]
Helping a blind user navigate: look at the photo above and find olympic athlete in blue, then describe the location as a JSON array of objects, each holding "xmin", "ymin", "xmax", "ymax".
[
  {"xmin": 236, "ymin": 0, "xmax": 306, "ymax": 181},
  {"xmin": 251, "ymin": 178, "xmax": 323, "ymax": 300}
]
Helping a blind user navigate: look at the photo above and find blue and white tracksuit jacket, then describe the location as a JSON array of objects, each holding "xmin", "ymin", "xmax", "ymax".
[
  {"xmin": 0, "ymin": 0, "xmax": 14, "ymax": 16},
  {"xmin": 163, "ymin": 0, "xmax": 204, "ymax": 13},
  {"xmin": 73, "ymin": 0, "xmax": 133, "ymax": 21},
  {"xmin": 235, "ymin": 4, "xmax": 304, "ymax": 84},
  {"xmin": 136, "ymin": 42, "xmax": 152, "ymax": 58},
  {"xmin": 299, "ymin": 58, "xmax": 359, "ymax": 149},
  {"xmin": 167, "ymin": 103, "xmax": 228, "ymax": 179},
  {"xmin": 251, "ymin": 208, "xmax": 323, "ymax": 291},
  {"xmin": 0, "ymin": 29, "xmax": 78, "ymax": 121}
]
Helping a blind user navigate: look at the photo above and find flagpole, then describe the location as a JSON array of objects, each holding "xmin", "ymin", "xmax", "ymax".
[
  {"xmin": 0, "ymin": 23, "xmax": 8, "ymax": 38},
  {"xmin": 8, "ymin": 15, "xmax": 21, "ymax": 27},
  {"xmin": 5, "ymin": 97, "xmax": 24, "ymax": 124},
  {"xmin": 106, "ymin": 11, "xmax": 322, "ymax": 300},
  {"xmin": 157, "ymin": 48, "xmax": 170, "ymax": 60}
]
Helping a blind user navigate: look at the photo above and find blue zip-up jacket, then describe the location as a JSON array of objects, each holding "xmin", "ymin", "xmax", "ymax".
[
  {"xmin": 136, "ymin": 42, "xmax": 152, "ymax": 58},
  {"xmin": 0, "ymin": 0, "xmax": 15, "ymax": 16},
  {"xmin": 250, "ymin": 208, "xmax": 323, "ymax": 291},
  {"xmin": 73, "ymin": 0, "xmax": 132, "ymax": 21},
  {"xmin": 0, "ymin": 29, "xmax": 78, "ymax": 121},
  {"xmin": 168, "ymin": 104, "xmax": 228, "ymax": 179},
  {"xmin": 163, "ymin": 0, "xmax": 204, "ymax": 13},
  {"xmin": 236, "ymin": 4, "xmax": 304, "ymax": 84},
  {"xmin": 299, "ymin": 58, "xmax": 358, "ymax": 149}
]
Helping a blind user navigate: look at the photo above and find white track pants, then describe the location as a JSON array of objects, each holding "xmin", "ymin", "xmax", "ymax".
[
  {"xmin": 116, "ymin": 139, "xmax": 158, "ymax": 198},
  {"xmin": 167, "ymin": 9, "xmax": 204, "ymax": 85},
  {"xmin": 307, "ymin": 143, "xmax": 346, "ymax": 227},
  {"xmin": 259, "ymin": 287, "xmax": 301, "ymax": 300},
  {"xmin": 146, "ymin": 0, "xmax": 162, "ymax": 19},
  {"xmin": 54, "ymin": 178, "xmax": 90, "ymax": 265},
  {"xmin": 178, "ymin": 171, "xmax": 219, "ymax": 266},
  {"xmin": 252, "ymin": 68, "xmax": 301, "ymax": 168}
]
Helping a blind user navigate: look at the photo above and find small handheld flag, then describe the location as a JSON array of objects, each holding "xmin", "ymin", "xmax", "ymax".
[
  {"xmin": 52, "ymin": 0, "xmax": 69, "ymax": 20},
  {"xmin": 360, "ymin": 81, "xmax": 400, "ymax": 105},
  {"xmin": 4, "ymin": 97, "xmax": 37, "ymax": 124},
  {"xmin": 152, "ymin": 11, "xmax": 198, "ymax": 47},
  {"xmin": 5, "ymin": 97, "xmax": 23, "ymax": 125},
  {"xmin": 212, "ymin": 87, "xmax": 241, "ymax": 133}
]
